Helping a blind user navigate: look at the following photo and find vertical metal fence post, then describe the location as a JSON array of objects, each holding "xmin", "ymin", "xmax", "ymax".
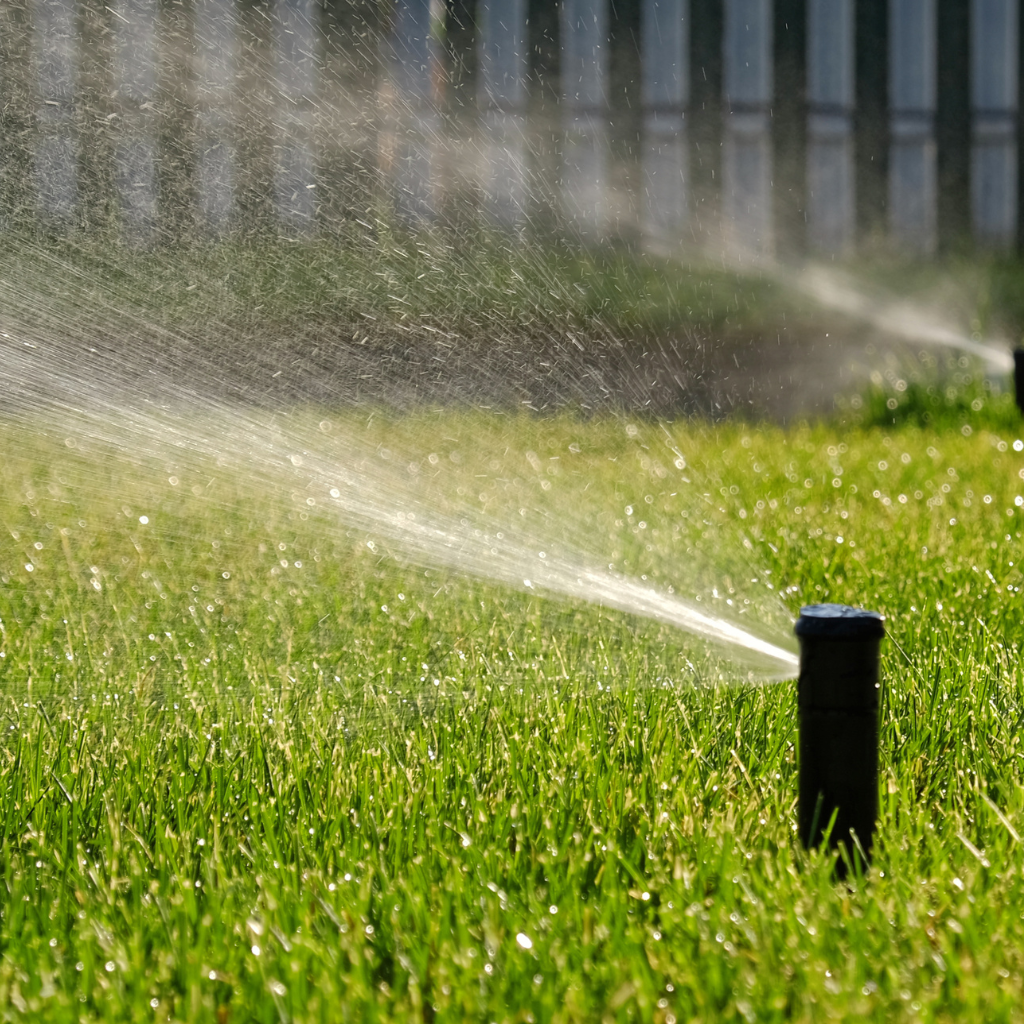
[
  {"xmin": 971, "ymin": 0, "xmax": 1019, "ymax": 247},
  {"xmin": 641, "ymin": 0, "xmax": 689, "ymax": 248},
  {"xmin": 889, "ymin": 0, "xmax": 937, "ymax": 253},
  {"xmin": 561, "ymin": 0, "xmax": 609, "ymax": 241},
  {"xmin": 272, "ymin": 0, "xmax": 318, "ymax": 233},
  {"xmin": 807, "ymin": 0, "xmax": 854, "ymax": 254},
  {"xmin": 33, "ymin": 0, "xmax": 78, "ymax": 223},
  {"xmin": 723, "ymin": 0, "xmax": 773, "ymax": 257},
  {"xmin": 391, "ymin": 0, "xmax": 437, "ymax": 226},
  {"xmin": 478, "ymin": 0, "xmax": 528, "ymax": 231},
  {"xmin": 112, "ymin": 0, "xmax": 158, "ymax": 242},
  {"xmin": 195, "ymin": 0, "xmax": 237, "ymax": 233}
]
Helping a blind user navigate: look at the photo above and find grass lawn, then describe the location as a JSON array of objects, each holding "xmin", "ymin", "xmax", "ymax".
[{"xmin": 2, "ymin": 403, "xmax": 1024, "ymax": 1022}]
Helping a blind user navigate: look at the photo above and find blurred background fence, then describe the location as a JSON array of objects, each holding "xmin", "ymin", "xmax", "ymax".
[{"xmin": 0, "ymin": 0, "xmax": 1020, "ymax": 257}]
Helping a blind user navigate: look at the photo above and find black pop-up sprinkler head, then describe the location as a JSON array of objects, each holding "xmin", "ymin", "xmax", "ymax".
[
  {"xmin": 796, "ymin": 604, "xmax": 885, "ymax": 869},
  {"xmin": 1014, "ymin": 348, "xmax": 1024, "ymax": 415}
]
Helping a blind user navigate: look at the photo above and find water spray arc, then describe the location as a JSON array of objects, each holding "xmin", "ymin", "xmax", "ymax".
[
  {"xmin": 0, "ymin": 314, "xmax": 800, "ymax": 682},
  {"xmin": 796, "ymin": 604, "xmax": 885, "ymax": 866},
  {"xmin": 792, "ymin": 265, "xmax": 1016, "ymax": 375}
]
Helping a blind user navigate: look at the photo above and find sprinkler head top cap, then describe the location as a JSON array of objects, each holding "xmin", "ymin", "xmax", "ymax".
[
  {"xmin": 796, "ymin": 604, "xmax": 884, "ymax": 711},
  {"xmin": 794, "ymin": 604, "xmax": 885, "ymax": 641}
]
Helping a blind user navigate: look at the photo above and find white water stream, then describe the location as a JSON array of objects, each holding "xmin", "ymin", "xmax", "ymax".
[
  {"xmin": 0, "ymin": 322, "xmax": 800, "ymax": 678},
  {"xmin": 793, "ymin": 265, "xmax": 1015, "ymax": 373}
]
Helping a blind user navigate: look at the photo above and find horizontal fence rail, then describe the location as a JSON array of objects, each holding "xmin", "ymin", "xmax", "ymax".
[{"xmin": 0, "ymin": 0, "xmax": 1020, "ymax": 256}]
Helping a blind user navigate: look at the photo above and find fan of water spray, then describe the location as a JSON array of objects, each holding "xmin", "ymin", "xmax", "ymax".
[
  {"xmin": 791, "ymin": 265, "xmax": 1015, "ymax": 373},
  {"xmin": 0, "ymin": 247, "xmax": 798, "ymax": 680}
]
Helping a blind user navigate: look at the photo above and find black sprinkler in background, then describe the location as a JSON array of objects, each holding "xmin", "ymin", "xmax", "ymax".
[{"xmin": 796, "ymin": 604, "xmax": 886, "ymax": 874}]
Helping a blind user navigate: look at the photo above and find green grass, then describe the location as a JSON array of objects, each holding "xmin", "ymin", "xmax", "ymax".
[
  {"xmin": 3, "ymin": 407, "xmax": 1024, "ymax": 1021},
  {"xmin": 852, "ymin": 368, "xmax": 1020, "ymax": 432}
]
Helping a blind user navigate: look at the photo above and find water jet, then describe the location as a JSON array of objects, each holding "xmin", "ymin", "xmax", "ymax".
[{"xmin": 796, "ymin": 604, "xmax": 885, "ymax": 867}]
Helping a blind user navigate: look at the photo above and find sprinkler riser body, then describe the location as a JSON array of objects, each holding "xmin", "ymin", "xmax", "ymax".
[
  {"xmin": 795, "ymin": 606, "xmax": 884, "ymax": 865},
  {"xmin": 798, "ymin": 636, "xmax": 880, "ymax": 852}
]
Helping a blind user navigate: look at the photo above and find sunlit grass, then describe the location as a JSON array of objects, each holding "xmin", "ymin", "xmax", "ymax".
[{"xmin": 2, "ymin": 411, "xmax": 1024, "ymax": 1021}]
